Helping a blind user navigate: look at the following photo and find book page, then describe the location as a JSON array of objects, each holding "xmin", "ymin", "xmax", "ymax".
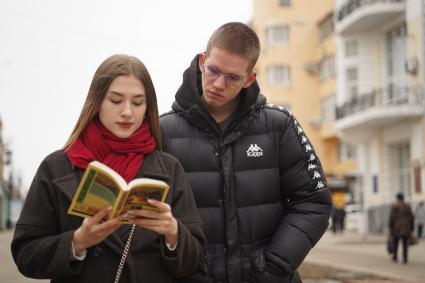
[
  {"xmin": 68, "ymin": 168, "xmax": 122, "ymax": 218},
  {"xmin": 120, "ymin": 184, "xmax": 169, "ymax": 214}
]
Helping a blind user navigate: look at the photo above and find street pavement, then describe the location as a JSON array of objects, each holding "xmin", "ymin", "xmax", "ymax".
[
  {"xmin": 305, "ymin": 230, "xmax": 425, "ymax": 282},
  {"xmin": 0, "ymin": 229, "xmax": 48, "ymax": 283},
  {"xmin": 1, "ymin": 228, "xmax": 424, "ymax": 282}
]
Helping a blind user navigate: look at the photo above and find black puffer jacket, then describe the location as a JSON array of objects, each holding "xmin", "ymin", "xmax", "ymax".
[{"xmin": 160, "ymin": 55, "xmax": 332, "ymax": 283}]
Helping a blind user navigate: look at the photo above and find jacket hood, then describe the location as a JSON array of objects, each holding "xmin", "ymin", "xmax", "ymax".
[{"xmin": 172, "ymin": 54, "xmax": 265, "ymax": 118}]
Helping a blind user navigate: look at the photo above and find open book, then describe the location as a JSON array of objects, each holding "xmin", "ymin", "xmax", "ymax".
[{"xmin": 67, "ymin": 161, "xmax": 169, "ymax": 223}]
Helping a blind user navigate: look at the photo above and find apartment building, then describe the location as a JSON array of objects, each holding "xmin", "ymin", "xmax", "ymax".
[
  {"xmin": 334, "ymin": 0, "xmax": 425, "ymax": 233},
  {"xmin": 252, "ymin": 0, "xmax": 358, "ymax": 209}
]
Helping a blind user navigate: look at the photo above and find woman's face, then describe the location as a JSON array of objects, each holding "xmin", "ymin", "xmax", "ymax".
[{"xmin": 99, "ymin": 75, "xmax": 147, "ymax": 138}]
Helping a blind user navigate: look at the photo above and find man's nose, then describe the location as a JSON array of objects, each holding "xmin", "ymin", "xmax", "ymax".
[{"xmin": 213, "ymin": 74, "xmax": 226, "ymax": 89}]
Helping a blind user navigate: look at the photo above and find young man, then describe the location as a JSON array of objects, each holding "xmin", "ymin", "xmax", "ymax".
[{"xmin": 160, "ymin": 22, "xmax": 332, "ymax": 283}]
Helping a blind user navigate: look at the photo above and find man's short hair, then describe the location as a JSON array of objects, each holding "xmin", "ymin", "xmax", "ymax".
[
  {"xmin": 396, "ymin": 193, "xmax": 404, "ymax": 201},
  {"xmin": 206, "ymin": 22, "xmax": 260, "ymax": 72}
]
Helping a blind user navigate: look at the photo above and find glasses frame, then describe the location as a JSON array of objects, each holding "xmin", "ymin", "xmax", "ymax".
[{"xmin": 201, "ymin": 63, "xmax": 247, "ymax": 88}]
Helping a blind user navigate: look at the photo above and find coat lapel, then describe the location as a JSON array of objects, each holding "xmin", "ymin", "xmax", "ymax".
[
  {"xmin": 137, "ymin": 151, "xmax": 172, "ymax": 207},
  {"xmin": 137, "ymin": 151, "xmax": 170, "ymax": 181}
]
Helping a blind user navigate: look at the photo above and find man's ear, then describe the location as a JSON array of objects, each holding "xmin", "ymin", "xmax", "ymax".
[
  {"xmin": 243, "ymin": 71, "xmax": 257, "ymax": 88},
  {"xmin": 199, "ymin": 52, "xmax": 205, "ymax": 69}
]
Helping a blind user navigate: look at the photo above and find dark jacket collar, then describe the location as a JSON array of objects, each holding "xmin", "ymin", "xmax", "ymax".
[{"xmin": 172, "ymin": 54, "xmax": 266, "ymax": 135}]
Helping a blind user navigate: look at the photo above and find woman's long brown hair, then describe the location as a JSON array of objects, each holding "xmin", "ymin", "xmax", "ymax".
[{"xmin": 64, "ymin": 54, "xmax": 161, "ymax": 150}]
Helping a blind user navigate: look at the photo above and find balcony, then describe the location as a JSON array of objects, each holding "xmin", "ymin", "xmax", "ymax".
[
  {"xmin": 336, "ymin": 0, "xmax": 405, "ymax": 35},
  {"xmin": 335, "ymin": 86, "xmax": 423, "ymax": 136}
]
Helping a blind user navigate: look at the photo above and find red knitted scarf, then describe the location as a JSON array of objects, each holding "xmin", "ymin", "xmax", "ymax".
[{"xmin": 66, "ymin": 119, "xmax": 156, "ymax": 182}]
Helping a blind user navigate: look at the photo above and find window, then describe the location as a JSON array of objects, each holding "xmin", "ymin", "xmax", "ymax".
[
  {"xmin": 346, "ymin": 67, "xmax": 358, "ymax": 98},
  {"xmin": 386, "ymin": 24, "xmax": 407, "ymax": 93},
  {"xmin": 345, "ymin": 40, "xmax": 358, "ymax": 57},
  {"xmin": 397, "ymin": 143, "xmax": 411, "ymax": 197},
  {"xmin": 319, "ymin": 13, "xmax": 334, "ymax": 41},
  {"xmin": 267, "ymin": 65, "xmax": 290, "ymax": 86},
  {"xmin": 320, "ymin": 95, "xmax": 336, "ymax": 122},
  {"xmin": 267, "ymin": 26, "xmax": 289, "ymax": 44},
  {"xmin": 337, "ymin": 142, "xmax": 357, "ymax": 161},
  {"xmin": 279, "ymin": 0, "xmax": 290, "ymax": 6},
  {"xmin": 320, "ymin": 55, "xmax": 335, "ymax": 80}
]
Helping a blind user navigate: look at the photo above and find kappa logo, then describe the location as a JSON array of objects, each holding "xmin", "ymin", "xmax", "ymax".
[{"xmin": 246, "ymin": 144, "xmax": 263, "ymax": 158}]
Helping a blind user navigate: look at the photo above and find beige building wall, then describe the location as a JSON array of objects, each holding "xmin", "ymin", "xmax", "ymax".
[
  {"xmin": 252, "ymin": 0, "xmax": 356, "ymax": 184},
  {"xmin": 406, "ymin": 3, "xmax": 423, "ymax": 88}
]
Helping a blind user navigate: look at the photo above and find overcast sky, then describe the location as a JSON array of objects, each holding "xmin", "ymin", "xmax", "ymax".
[{"xmin": 0, "ymin": 0, "xmax": 253, "ymax": 193}]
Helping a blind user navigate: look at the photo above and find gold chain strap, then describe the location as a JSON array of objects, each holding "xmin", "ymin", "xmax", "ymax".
[{"xmin": 114, "ymin": 224, "xmax": 136, "ymax": 283}]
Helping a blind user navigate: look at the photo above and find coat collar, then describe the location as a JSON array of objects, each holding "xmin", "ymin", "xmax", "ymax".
[
  {"xmin": 172, "ymin": 54, "xmax": 266, "ymax": 138},
  {"xmin": 172, "ymin": 54, "xmax": 263, "ymax": 115},
  {"xmin": 135, "ymin": 150, "xmax": 170, "ymax": 181}
]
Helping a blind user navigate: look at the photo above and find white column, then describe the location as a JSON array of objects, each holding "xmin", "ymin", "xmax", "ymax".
[{"xmin": 357, "ymin": 142, "xmax": 370, "ymax": 235}]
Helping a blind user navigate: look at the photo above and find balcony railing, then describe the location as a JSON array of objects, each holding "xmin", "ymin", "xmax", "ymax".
[
  {"xmin": 336, "ymin": 86, "xmax": 423, "ymax": 120},
  {"xmin": 337, "ymin": 0, "xmax": 403, "ymax": 22}
]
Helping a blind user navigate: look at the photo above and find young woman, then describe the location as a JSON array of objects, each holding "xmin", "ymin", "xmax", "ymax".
[{"xmin": 11, "ymin": 54, "xmax": 206, "ymax": 283}]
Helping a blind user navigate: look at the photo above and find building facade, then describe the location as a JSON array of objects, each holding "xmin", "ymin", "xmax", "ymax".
[
  {"xmin": 0, "ymin": 118, "xmax": 4, "ymax": 230},
  {"xmin": 334, "ymin": 0, "xmax": 425, "ymax": 233},
  {"xmin": 252, "ymin": 0, "xmax": 358, "ymax": 211},
  {"xmin": 0, "ymin": 116, "xmax": 20, "ymax": 229},
  {"xmin": 0, "ymin": 117, "xmax": 10, "ymax": 230}
]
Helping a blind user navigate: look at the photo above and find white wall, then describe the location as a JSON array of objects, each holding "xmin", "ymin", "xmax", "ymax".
[{"xmin": 406, "ymin": 0, "xmax": 422, "ymax": 20}]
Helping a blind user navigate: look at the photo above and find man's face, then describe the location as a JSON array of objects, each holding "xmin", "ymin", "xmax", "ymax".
[{"xmin": 199, "ymin": 47, "xmax": 256, "ymax": 112}]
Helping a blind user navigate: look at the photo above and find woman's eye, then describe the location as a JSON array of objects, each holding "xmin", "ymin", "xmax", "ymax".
[
  {"xmin": 133, "ymin": 100, "xmax": 145, "ymax": 106},
  {"xmin": 110, "ymin": 99, "xmax": 121, "ymax": 104}
]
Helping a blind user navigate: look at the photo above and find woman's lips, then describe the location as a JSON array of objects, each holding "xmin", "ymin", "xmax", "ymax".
[{"xmin": 117, "ymin": 122, "xmax": 132, "ymax": 128}]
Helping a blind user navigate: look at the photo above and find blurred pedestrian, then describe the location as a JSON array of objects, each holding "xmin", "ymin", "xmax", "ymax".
[
  {"xmin": 415, "ymin": 201, "xmax": 425, "ymax": 239},
  {"xmin": 339, "ymin": 207, "xmax": 346, "ymax": 233},
  {"xmin": 331, "ymin": 206, "xmax": 339, "ymax": 233},
  {"xmin": 389, "ymin": 193, "xmax": 414, "ymax": 264},
  {"xmin": 331, "ymin": 206, "xmax": 346, "ymax": 234}
]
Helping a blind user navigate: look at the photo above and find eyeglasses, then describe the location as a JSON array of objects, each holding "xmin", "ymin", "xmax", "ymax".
[{"xmin": 202, "ymin": 64, "xmax": 245, "ymax": 88}]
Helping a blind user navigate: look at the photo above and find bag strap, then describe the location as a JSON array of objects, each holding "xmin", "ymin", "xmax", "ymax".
[{"xmin": 114, "ymin": 224, "xmax": 136, "ymax": 283}]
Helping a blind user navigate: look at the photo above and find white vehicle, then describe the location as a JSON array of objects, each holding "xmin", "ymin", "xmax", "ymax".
[{"xmin": 345, "ymin": 204, "xmax": 362, "ymax": 232}]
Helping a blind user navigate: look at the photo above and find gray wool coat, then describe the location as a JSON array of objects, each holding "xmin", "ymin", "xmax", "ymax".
[{"xmin": 11, "ymin": 150, "xmax": 206, "ymax": 283}]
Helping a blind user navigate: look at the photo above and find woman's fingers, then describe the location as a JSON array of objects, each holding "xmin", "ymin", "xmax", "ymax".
[
  {"xmin": 73, "ymin": 207, "xmax": 123, "ymax": 252},
  {"xmin": 146, "ymin": 199, "xmax": 170, "ymax": 212},
  {"xmin": 128, "ymin": 208, "xmax": 158, "ymax": 219},
  {"xmin": 128, "ymin": 199, "xmax": 171, "ymax": 219},
  {"xmin": 89, "ymin": 206, "xmax": 112, "ymax": 224},
  {"xmin": 127, "ymin": 200, "xmax": 178, "ymax": 241}
]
